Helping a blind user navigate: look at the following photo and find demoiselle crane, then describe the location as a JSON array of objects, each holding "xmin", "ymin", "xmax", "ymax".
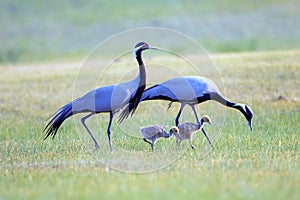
[
  {"xmin": 174, "ymin": 115, "xmax": 211, "ymax": 149},
  {"xmin": 141, "ymin": 76, "xmax": 253, "ymax": 129},
  {"xmin": 44, "ymin": 42, "xmax": 156, "ymax": 150},
  {"xmin": 140, "ymin": 125, "xmax": 178, "ymax": 151},
  {"xmin": 120, "ymin": 76, "xmax": 253, "ymax": 146}
]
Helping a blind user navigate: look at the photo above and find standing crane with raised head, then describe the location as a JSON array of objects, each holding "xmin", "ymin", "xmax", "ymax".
[{"xmin": 44, "ymin": 42, "xmax": 156, "ymax": 151}]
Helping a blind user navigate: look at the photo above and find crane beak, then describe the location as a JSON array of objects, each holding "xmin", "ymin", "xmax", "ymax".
[
  {"xmin": 248, "ymin": 120, "xmax": 253, "ymax": 131},
  {"xmin": 149, "ymin": 46, "xmax": 157, "ymax": 50}
]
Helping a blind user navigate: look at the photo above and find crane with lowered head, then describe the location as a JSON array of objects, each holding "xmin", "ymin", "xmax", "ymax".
[{"xmin": 120, "ymin": 75, "xmax": 253, "ymax": 146}]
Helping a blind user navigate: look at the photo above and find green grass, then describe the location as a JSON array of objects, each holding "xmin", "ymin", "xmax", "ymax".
[{"xmin": 0, "ymin": 50, "xmax": 299, "ymax": 199}]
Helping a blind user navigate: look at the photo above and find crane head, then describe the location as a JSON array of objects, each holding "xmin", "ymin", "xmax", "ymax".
[
  {"xmin": 133, "ymin": 42, "xmax": 156, "ymax": 57},
  {"xmin": 233, "ymin": 103, "xmax": 253, "ymax": 131},
  {"xmin": 245, "ymin": 105, "xmax": 253, "ymax": 131},
  {"xmin": 169, "ymin": 126, "xmax": 179, "ymax": 136},
  {"xmin": 201, "ymin": 115, "xmax": 212, "ymax": 125}
]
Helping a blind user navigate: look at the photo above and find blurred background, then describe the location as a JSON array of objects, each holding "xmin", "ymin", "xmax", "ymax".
[{"xmin": 1, "ymin": 0, "xmax": 299, "ymax": 63}]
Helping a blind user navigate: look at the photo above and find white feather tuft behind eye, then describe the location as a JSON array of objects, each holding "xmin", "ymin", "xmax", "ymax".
[
  {"xmin": 132, "ymin": 46, "xmax": 140, "ymax": 57},
  {"xmin": 234, "ymin": 103, "xmax": 246, "ymax": 111}
]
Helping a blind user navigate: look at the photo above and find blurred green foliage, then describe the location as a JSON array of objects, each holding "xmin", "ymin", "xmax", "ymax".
[{"xmin": 1, "ymin": 0, "xmax": 300, "ymax": 63}]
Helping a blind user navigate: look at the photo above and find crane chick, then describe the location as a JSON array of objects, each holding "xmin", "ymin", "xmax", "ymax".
[
  {"xmin": 140, "ymin": 125, "xmax": 178, "ymax": 151},
  {"xmin": 174, "ymin": 115, "xmax": 212, "ymax": 149}
]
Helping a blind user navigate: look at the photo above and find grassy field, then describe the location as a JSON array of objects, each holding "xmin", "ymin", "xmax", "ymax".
[{"xmin": 0, "ymin": 50, "xmax": 299, "ymax": 199}]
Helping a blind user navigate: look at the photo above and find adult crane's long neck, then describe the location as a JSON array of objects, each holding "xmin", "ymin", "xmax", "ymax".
[
  {"xmin": 210, "ymin": 92, "xmax": 235, "ymax": 107},
  {"xmin": 135, "ymin": 51, "xmax": 146, "ymax": 88}
]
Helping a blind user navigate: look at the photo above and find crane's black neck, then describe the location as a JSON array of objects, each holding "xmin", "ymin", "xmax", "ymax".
[
  {"xmin": 210, "ymin": 92, "xmax": 250, "ymax": 118},
  {"xmin": 127, "ymin": 50, "xmax": 146, "ymax": 115},
  {"xmin": 209, "ymin": 92, "xmax": 252, "ymax": 128},
  {"xmin": 117, "ymin": 49, "xmax": 147, "ymax": 123},
  {"xmin": 135, "ymin": 51, "xmax": 146, "ymax": 86},
  {"xmin": 135, "ymin": 51, "xmax": 143, "ymax": 66},
  {"xmin": 209, "ymin": 92, "xmax": 236, "ymax": 107}
]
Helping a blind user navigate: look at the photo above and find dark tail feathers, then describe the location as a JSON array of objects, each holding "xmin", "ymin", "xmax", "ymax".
[{"xmin": 43, "ymin": 102, "xmax": 73, "ymax": 140}]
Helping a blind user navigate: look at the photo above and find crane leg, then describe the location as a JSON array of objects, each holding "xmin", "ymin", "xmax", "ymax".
[
  {"xmin": 189, "ymin": 138, "xmax": 195, "ymax": 149},
  {"xmin": 81, "ymin": 113, "xmax": 100, "ymax": 149},
  {"xmin": 178, "ymin": 140, "xmax": 182, "ymax": 146},
  {"xmin": 143, "ymin": 138, "xmax": 152, "ymax": 145},
  {"xmin": 201, "ymin": 128, "xmax": 213, "ymax": 147},
  {"xmin": 151, "ymin": 143, "xmax": 154, "ymax": 152},
  {"xmin": 143, "ymin": 138, "xmax": 154, "ymax": 151},
  {"xmin": 107, "ymin": 112, "xmax": 114, "ymax": 151},
  {"xmin": 191, "ymin": 105, "xmax": 200, "ymax": 124},
  {"xmin": 175, "ymin": 104, "xmax": 185, "ymax": 126}
]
